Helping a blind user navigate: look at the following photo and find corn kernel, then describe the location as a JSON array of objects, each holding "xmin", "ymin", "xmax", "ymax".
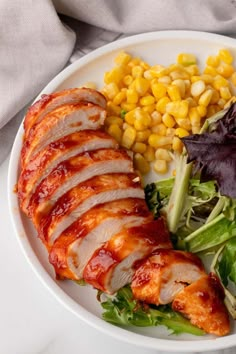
[
  {"xmin": 185, "ymin": 65, "xmax": 199, "ymax": 76},
  {"xmin": 105, "ymin": 116, "xmax": 123, "ymax": 127},
  {"xmin": 172, "ymin": 79, "xmax": 186, "ymax": 98},
  {"xmin": 140, "ymin": 95, "xmax": 156, "ymax": 106},
  {"xmin": 191, "ymin": 75, "xmax": 202, "ymax": 83},
  {"xmin": 133, "ymin": 153, "xmax": 150, "ymax": 174},
  {"xmin": 203, "ymin": 66, "xmax": 218, "ymax": 76},
  {"xmin": 107, "ymin": 101, "xmax": 121, "ymax": 116},
  {"xmin": 231, "ymin": 72, "xmax": 236, "ymax": 86},
  {"xmin": 140, "ymin": 61, "xmax": 150, "ymax": 70},
  {"xmin": 128, "ymin": 57, "xmax": 141, "ymax": 68},
  {"xmin": 207, "ymin": 105, "xmax": 218, "ymax": 117},
  {"xmin": 123, "ymin": 75, "xmax": 133, "ymax": 86},
  {"xmin": 107, "ymin": 124, "xmax": 123, "ymax": 143},
  {"xmin": 196, "ymin": 105, "xmax": 207, "ymax": 117},
  {"xmin": 212, "ymin": 75, "xmax": 229, "ymax": 90},
  {"xmin": 166, "ymin": 100, "xmax": 189, "ymax": 118},
  {"xmin": 113, "ymin": 91, "xmax": 126, "ymax": 105},
  {"xmin": 189, "ymin": 107, "xmax": 201, "ymax": 126},
  {"xmin": 135, "ymin": 77, "xmax": 150, "ymax": 95},
  {"xmin": 210, "ymin": 90, "xmax": 220, "ymax": 104},
  {"xmin": 217, "ymin": 63, "xmax": 234, "ymax": 78},
  {"xmin": 162, "ymin": 113, "xmax": 175, "ymax": 128},
  {"xmin": 176, "ymin": 118, "xmax": 191, "ymax": 131},
  {"xmin": 136, "ymin": 129, "xmax": 151, "ymax": 142},
  {"xmin": 121, "ymin": 126, "xmax": 136, "ymax": 149},
  {"xmin": 219, "ymin": 49, "xmax": 233, "ymax": 64},
  {"xmin": 192, "ymin": 126, "xmax": 201, "ymax": 134},
  {"xmin": 143, "ymin": 146, "xmax": 155, "ymax": 161},
  {"xmin": 198, "ymin": 89, "xmax": 213, "ymax": 107},
  {"xmin": 135, "ymin": 109, "xmax": 152, "ymax": 127},
  {"xmin": 175, "ymin": 127, "xmax": 189, "ymax": 138},
  {"xmin": 132, "ymin": 65, "xmax": 144, "ymax": 78},
  {"xmin": 148, "ymin": 134, "xmax": 172, "ymax": 148},
  {"xmin": 104, "ymin": 67, "xmax": 124, "ymax": 85},
  {"xmin": 153, "ymin": 159, "xmax": 168, "ymax": 174},
  {"xmin": 155, "ymin": 148, "xmax": 172, "ymax": 162},
  {"xmin": 158, "ymin": 76, "xmax": 172, "ymax": 84},
  {"xmin": 170, "ymin": 70, "xmax": 188, "ymax": 80},
  {"xmin": 115, "ymin": 52, "xmax": 131, "ymax": 66},
  {"xmin": 206, "ymin": 55, "xmax": 220, "ymax": 67},
  {"xmin": 172, "ymin": 136, "xmax": 183, "ymax": 152},
  {"xmin": 220, "ymin": 87, "xmax": 232, "ymax": 100},
  {"xmin": 103, "ymin": 83, "xmax": 120, "ymax": 100},
  {"xmin": 125, "ymin": 110, "xmax": 136, "ymax": 125},
  {"xmin": 151, "ymin": 123, "xmax": 167, "ymax": 135},
  {"xmin": 83, "ymin": 82, "xmax": 97, "ymax": 89},
  {"xmin": 151, "ymin": 82, "xmax": 167, "ymax": 100},
  {"xmin": 126, "ymin": 89, "xmax": 139, "ymax": 104},
  {"xmin": 121, "ymin": 102, "xmax": 137, "ymax": 112},
  {"xmin": 167, "ymin": 85, "xmax": 181, "ymax": 101},
  {"xmin": 156, "ymin": 97, "xmax": 171, "ymax": 114},
  {"xmin": 177, "ymin": 53, "xmax": 197, "ymax": 66},
  {"xmin": 142, "ymin": 104, "xmax": 156, "ymax": 114},
  {"xmin": 150, "ymin": 111, "xmax": 162, "ymax": 126},
  {"xmin": 201, "ymin": 74, "xmax": 214, "ymax": 84},
  {"xmin": 218, "ymin": 98, "xmax": 226, "ymax": 108},
  {"xmin": 190, "ymin": 80, "xmax": 205, "ymax": 97},
  {"xmin": 166, "ymin": 127, "xmax": 176, "ymax": 137},
  {"xmin": 132, "ymin": 142, "xmax": 147, "ymax": 154}
]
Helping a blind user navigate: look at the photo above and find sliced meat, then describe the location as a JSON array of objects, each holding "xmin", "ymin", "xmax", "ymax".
[
  {"xmin": 18, "ymin": 130, "xmax": 118, "ymax": 214},
  {"xmin": 49, "ymin": 198, "xmax": 153, "ymax": 280},
  {"xmin": 172, "ymin": 273, "xmax": 230, "ymax": 336},
  {"xmin": 83, "ymin": 217, "xmax": 172, "ymax": 294},
  {"xmin": 21, "ymin": 102, "xmax": 106, "ymax": 168},
  {"xmin": 38, "ymin": 173, "xmax": 144, "ymax": 246},
  {"xmin": 131, "ymin": 249, "xmax": 206, "ymax": 306},
  {"xmin": 24, "ymin": 87, "xmax": 106, "ymax": 137},
  {"xmin": 28, "ymin": 148, "xmax": 133, "ymax": 224}
]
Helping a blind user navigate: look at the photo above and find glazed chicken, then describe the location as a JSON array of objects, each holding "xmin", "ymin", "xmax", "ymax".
[
  {"xmin": 18, "ymin": 130, "xmax": 118, "ymax": 214},
  {"xmin": 17, "ymin": 87, "xmax": 230, "ymax": 337},
  {"xmin": 23, "ymin": 87, "xmax": 106, "ymax": 137},
  {"xmin": 172, "ymin": 274, "xmax": 230, "ymax": 336}
]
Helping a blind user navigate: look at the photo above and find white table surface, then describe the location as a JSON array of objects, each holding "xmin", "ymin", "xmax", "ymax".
[{"xmin": 1, "ymin": 154, "xmax": 236, "ymax": 354}]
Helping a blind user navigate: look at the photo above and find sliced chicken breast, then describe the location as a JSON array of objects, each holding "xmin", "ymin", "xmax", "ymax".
[
  {"xmin": 83, "ymin": 218, "xmax": 172, "ymax": 294},
  {"xmin": 49, "ymin": 198, "xmax": 153, "ymax": 280},
  {"xmin": 18, "ymin": 130, "xmax": 118, "ymax": 214},
  {"xmin": 172, "ymin": 273, "xmax": 230, "ymax": 336},
  {"xmin": 28, "ymin": 148, "xmax": 133, "ymax": 224},
  {"xmin": 38, "ymin": 173, "xmax": 144, "ymax": 246},
  {"xmin": 131, "ymin": 249, "xmax": 206, "ymax": 306},
  {"xmin": 24, "ymin": 87, "xmax": 106, "ymax": 137},
  {"xmin": 21, "ymin": 102, "xmax": 106, "ymax": 168}
]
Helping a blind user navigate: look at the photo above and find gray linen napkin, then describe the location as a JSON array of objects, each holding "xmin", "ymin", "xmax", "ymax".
[{"xmin": 1, "ymin": 0, "xmax": 236, "ymax": 164}]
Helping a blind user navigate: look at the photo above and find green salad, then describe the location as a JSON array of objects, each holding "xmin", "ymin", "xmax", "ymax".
[{"xmin": 100, "ymin": 103, "xmax": 236, "ymax": 334}]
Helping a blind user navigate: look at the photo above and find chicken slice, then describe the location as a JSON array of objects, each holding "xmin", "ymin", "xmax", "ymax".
[
  {"xmin": 83, "ymin": 217, "xmax": 172, "ymax": 294},
  {"xmin": 38, "ymin": 173, "xmax": 144, "ymax": 246},
  {"xmin": 131, "ymin": 249, "xmax": 206, "ymax": 306},
  {"xmin": 172, "ymin": 273, "xmax": 230, "ymax": 336},
  {"xmin": 24, "ymin": 87, "xmax": 106, "ymax": 137},
  {"xmin": 28, "ymin": 148, "xmax": 134, "ymax": 224},
  {"xmin": 21, "ymin": 102, "xmax": 106, "ymax": 168},
  {"xmin": 49, "ymin": 198, "xmax": 153, "ymax": 280},
  {"xmin": 18, "ymin": 130, "xmax": 118, "ymax": 214}
]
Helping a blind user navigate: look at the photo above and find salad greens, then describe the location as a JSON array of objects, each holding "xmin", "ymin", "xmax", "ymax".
[
  {"xmin": 144, "ymin": 103, "xmax": 236, "ymax": 319},
  {"xmin": 100, "ymin": 286, "xmax": 205, "ymax": 336}
]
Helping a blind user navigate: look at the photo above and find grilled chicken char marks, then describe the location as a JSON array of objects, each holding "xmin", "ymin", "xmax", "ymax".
[
  {"xmin": 131, "ymin": 249, "xmax": 206, "ymax": 306},
  {"xmin": 18, "ymin": 130, "xmax": 118, "ymax": 215},
  {"xmin": 172, "ymin": 274, "xmax": 230, "ymax": 336},
  {"xmin": 23, "ymin": 87, "xmax": 106, "ymax": 138},
  {"xmin": 29, "ymin": 148, "xmax": 134, "ymax": 224},
  {"xmin": 49, "ymin": 198, "xmax": 152, "ymax": 280},
  {"xmin": 21, "ymin": 102, "xmax": 106, "ymax": 168},
  {"xmin": 38, "ymin": 173, "xmax": 144, "ymax": 246},
  {"xmin": 83, "ymin": 218, "xmax": 172, "ymax": 294}
]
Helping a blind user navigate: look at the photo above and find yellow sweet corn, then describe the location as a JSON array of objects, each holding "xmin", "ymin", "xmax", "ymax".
[
  {"xmin": 177, "ymin": 53, "xmax": 197, "ymax": 66},
  {"xmin": 133, "ymin": 153, "xmax": 150, "ymax": 174},
  {"xmin": 121, "ymin": 126, "xmax": 136, "ymax": 149},
  {"xmin": 107, "ymin": 124, "xmax": 123, "ymax": 143},
  {"xmin": 167, "ymin": 85, "xmax": 181, "ymax": 101},
  {"xmin": 219, "ymin": 49, "xmax": 233, "ymax": 64},
  {"xmin": 166, "ymin": 100, "xmax": 189, "ymax": 118},
  {"xmin": 153, "ymin": 159, "xmax": 168, "ymax": 174}
]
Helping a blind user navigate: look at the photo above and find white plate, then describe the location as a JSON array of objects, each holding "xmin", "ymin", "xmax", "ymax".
[{"xmin": 8, "ymin": 30, "xmax": 236, "ymax": 352}]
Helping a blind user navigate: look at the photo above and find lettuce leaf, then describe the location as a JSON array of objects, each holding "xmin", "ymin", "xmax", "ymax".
[
  {"xmin": 182, "ymin": 103, "xmax": 236, "ymax": 198},
  {"xmin": 101, "ymin": 286, "xmax": 204, "ymax": 336}
]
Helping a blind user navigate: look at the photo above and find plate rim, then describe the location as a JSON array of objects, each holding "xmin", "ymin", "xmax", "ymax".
[{"xmin": 8, "ymin": 30, "xmax": 236, "ymax": 352}]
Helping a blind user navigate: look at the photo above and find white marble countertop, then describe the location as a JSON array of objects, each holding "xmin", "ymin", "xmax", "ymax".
[{"xmin": 1, "ymin": 154, "xmax": 236, "ymax": 354}]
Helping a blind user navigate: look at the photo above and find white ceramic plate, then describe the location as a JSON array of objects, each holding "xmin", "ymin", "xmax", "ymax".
[{"xmin": 8, "ymin": 30, "xmax": 236, "ymax": 352}]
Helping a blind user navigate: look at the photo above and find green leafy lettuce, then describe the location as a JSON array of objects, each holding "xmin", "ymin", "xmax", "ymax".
[{"xmin": 101, "ymin": 286, "xmax": 204, "ymax": 336}]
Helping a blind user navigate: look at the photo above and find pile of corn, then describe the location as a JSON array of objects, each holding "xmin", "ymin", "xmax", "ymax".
[{"xmin": 101, "ymin": 49, "xmax": 236, "ymax": 175}]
